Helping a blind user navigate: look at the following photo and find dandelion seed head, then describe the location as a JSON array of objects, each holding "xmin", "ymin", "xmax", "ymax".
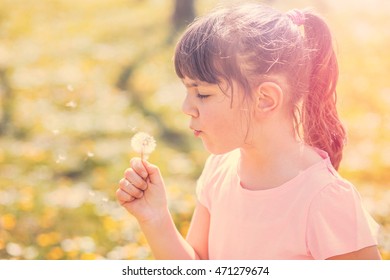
[
  {"xmin": 131, "ymin": 132, "xmax": 156, "ymax": 157},
  {"xmin": 66, "ymin": 100, "xmax": 77, "ymax": 108}
]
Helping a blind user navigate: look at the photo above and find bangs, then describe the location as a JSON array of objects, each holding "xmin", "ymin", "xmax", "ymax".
[{"xmin": 174, "ymin": 17, "xmax": 231, "ymax": 84}]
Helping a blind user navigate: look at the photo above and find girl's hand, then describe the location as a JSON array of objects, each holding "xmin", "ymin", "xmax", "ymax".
[{"xmin": 116, "ymin": 158, "xmax": 168, "ymax": 224}]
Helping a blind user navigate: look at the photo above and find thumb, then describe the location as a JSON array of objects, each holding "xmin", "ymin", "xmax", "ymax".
[{"xmin": 142, "ymin": 160, "xmax": 164, "ymax": 186}]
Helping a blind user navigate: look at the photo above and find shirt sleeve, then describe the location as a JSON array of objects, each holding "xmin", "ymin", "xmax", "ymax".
[{"xmin": 306, "ymin": 180, "xmax": 379, "ymax": 260}]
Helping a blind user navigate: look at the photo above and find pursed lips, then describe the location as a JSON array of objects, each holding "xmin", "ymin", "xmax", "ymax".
[
  {"xmin": 190, "ymin": 126, "xmax": 202, "ymax": 137},
  {"xmin": 193, "ymin": 130, "xmax": 201, "ymax": 137}
]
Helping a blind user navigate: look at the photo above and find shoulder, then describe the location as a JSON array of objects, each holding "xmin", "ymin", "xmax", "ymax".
[
  {"xmin": 305, "ymin": 149, "xmax": 374, "ymax": 212},
  {"xmin": 306, "ymin": 154, "xmax": 365, "ymax": 214},
  {"xmin": 309, "ymin": 169, "xmax": 361, "ymax": 209},
  {"xmin": 299, "ymin": 148, "xmax": 355, "ymax": 200},
  {"xmin": 306, "ymin": 177, "xmax": 379, "ymax": 259},
  {"xmin": 309, "ymin": 176, "xmax": 379, "ymax": 233}
]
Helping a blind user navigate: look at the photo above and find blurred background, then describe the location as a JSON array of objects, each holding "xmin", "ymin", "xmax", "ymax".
[{"xmin": 0, "ymin": 0, "xmax": 389, "ymax": 260}]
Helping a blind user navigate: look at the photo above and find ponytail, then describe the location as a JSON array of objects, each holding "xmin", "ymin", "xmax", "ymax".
[{"xmin": 301, "ymin": 12, "xmax": 346, "ymax": 170}]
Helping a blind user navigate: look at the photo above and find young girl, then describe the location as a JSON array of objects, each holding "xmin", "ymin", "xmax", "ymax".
[{"xmin": 116, "ymin": 3, "xmax": 381, "ymax": 260}]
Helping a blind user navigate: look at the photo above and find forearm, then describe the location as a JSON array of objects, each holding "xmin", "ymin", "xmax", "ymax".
[{"xmin": 139, "ymin": 208, "xmax": 199, "ymax": 260}]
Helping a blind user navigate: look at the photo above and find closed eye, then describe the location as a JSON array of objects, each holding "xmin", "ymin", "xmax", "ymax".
[{"xmin": 197, "ymin": 94, "xmax": 210, "ymax": 99}]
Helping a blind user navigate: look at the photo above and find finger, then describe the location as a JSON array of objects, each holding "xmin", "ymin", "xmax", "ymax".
[
  {"xmin": 142, "ymin": 160, "xmax": 163, "ymax": 186},
  {"xmin": 119, "ymin": 178, "xmax": 131, "ymax": 194},
  {"xmin": 119, "ymin": 178, "xmax": 144, "ymax": 199},
  {"xmin": 116, "ymin": 188, "xmax": 135, "ymax": 204},
  {"xmin": 123, "ymin": 168, "xmax": 148, "ymax": 191},
  {"xmin": 130, "ymin": 158, "xmax": 148, "ymax": 179}
]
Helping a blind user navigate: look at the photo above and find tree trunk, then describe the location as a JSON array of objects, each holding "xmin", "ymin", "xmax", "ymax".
[
  {"xmin": 0, "ymin": 68, "xmax": 13, "ymax": 136},
  {"xmin": 172, "ymin": 0, "xmax": 195, "ymax": 31}
]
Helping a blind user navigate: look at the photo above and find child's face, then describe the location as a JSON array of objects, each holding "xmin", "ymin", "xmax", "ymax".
[{"xmin": 181, "ymin": 77, "xmax": 251, "ymax": 154}]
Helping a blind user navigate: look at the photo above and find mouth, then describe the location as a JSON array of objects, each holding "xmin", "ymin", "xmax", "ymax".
[
  {"xmin": 193, "ymin": 130, "xmax": 201, "ymax": 137},
  {"xmin": 190, "ymin": 127, "xmax": 202, "ymax": 137}
]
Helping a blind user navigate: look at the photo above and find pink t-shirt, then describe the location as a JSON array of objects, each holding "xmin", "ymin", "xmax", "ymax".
[{"xmin": 196, "ymin": 149, "xmax": 378, "ymax": 259}]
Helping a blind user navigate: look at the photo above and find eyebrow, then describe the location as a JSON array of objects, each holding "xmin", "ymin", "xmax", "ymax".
[{"xmin": 183, "ymin": 81, "xmax": 198, "ymax": 88}]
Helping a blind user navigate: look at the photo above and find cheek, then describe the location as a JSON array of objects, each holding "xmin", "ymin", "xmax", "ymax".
[
  {"xmin": 211, "ymin": 107, "xmax": 248, "ymax": 137},
  {"xmin": 239, "ymin": 109, "xmax": 253, "ymax": 135}
]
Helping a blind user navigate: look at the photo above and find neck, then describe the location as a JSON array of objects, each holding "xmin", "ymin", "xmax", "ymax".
[{"xmin": 239, "ymin": 131, "xmax": 321, "ymax": 191}]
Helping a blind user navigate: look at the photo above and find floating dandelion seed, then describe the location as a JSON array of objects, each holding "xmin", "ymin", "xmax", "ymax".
[
  {"xmin": 65, "ymin": 100, "xmax": 77, "ymax": 108},
  {"xmin": 131, "ymin": 132, "xmax": 156, "ymax": 160},
  {"xmin": 84, "ymin": 151, "xmax": 95, "ymax": 161},
  {"xmin": 67, "ymin": 84, "xmax": 74, "ymax": 92},
  {"xmin": 56, "ymin": 154, "xmax": 66, "ymax": 163}
]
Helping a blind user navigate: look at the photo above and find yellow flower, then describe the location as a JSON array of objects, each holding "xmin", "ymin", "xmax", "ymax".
[
  {"xmin": 47, "ymin": 246, "xmax": 64, "ymax": 260},
  {"xmin": 39, "ymin": 208, "xmax": 56, "ymax": 228},
  {"xmin": 36, "ymin": 232, "xmax": 60, "ymax": 247},
  {"xmin": 1, "ymin": 214, "xmax": 16, "ymax": 230},
  {"xmin": 81, "ymin": 252, "xmax": 96, "ymax": 260},
  {"xmin": 66, "ymin": 250, "xmax": 79, "ymax": 259}
]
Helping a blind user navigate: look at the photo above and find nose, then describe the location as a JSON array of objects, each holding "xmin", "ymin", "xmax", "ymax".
[{"xmin": 181, "ymin": 94, "xmax": 199, "ymax": 118}]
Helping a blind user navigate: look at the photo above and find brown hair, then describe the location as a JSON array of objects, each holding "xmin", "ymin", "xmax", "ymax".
[{"xmin": 174, "ymin": 3, "xmax": 346, "ymax": 169}]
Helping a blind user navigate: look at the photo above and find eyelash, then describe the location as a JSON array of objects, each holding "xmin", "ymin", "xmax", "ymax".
[{"xmin": 197, "ymin": 94, "xmax": 210, "ymax": 99}]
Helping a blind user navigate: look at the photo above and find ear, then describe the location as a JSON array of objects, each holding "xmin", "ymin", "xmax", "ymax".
[{"xmin": 255, "ymin": 82, "xmax": 283, "ymax": 113}]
